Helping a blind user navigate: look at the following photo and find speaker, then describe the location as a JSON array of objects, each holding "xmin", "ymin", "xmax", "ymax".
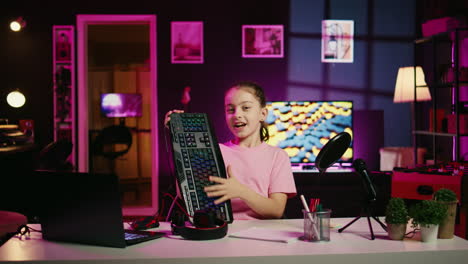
[
  {"xmin": 354, "ymin": 110, "xmax": 384, "ymax": 171},
  {"xmin": 19, "ymin": 119, "xmax": 34, "ymax": 143},
  {"xmin": 171, "ymin": 210, "xmax": 228, "ymax": 240}
]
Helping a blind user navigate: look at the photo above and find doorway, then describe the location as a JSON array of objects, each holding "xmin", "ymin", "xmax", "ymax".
[{"xmin": 77, "ymin": 15, "xmax": 158, "ymax": 216}]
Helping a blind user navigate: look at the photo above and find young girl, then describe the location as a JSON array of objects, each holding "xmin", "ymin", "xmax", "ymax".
[{"xmin": 165, "ymin": 81, "xmax": 296, "ymax": 220}]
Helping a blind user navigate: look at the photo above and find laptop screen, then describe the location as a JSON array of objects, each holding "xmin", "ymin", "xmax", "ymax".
[{"xmin": 36, "ymin": 171, "xmax": 128, "ymax": 248}]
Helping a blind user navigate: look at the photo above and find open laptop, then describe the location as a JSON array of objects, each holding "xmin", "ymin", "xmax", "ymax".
[{"xmin": 35, "ymin": 170, "xmax": 164, "ymax": 248}]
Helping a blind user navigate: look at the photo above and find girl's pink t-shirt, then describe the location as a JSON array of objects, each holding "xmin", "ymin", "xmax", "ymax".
[{"xmin": 219, "ymin": 141, "xmax": 297, "ymax": 220}]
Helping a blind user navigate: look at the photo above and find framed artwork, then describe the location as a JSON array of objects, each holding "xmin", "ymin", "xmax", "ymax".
[
  {"xmin": 321, "ymin": 20, "xmax": 354, "ymax": 63},
  {"xmin": 242, "ymin": 25, "xmax": 284, "ymax": 58},
  {"xmin": 171, "ymin": 21, "xmax": 203, "ymax": 64}
]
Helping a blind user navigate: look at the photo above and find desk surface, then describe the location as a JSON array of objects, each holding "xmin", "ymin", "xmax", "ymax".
[{"xmin": 1, "ymin": 217, "xmax": 468, "ymax": 264}]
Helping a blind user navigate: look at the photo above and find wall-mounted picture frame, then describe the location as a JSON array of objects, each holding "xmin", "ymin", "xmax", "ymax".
[
  {"xmin": 171, "ymin": 21, "xmax": 203, "ymax": 64},
  {"xmin": 321, "ymin": 20, "xmax": 354, "ymax": 63},
  {"xmin": 242, "ymin": 25, "xmax": 284, "ymax": 58}
]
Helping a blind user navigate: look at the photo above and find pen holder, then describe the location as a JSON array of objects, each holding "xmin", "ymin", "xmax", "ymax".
[{"xmin": 302, "ymin": 209, "xmax": 331, "ymax": 242}]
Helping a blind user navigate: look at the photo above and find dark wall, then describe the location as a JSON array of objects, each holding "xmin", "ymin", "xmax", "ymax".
[
  {"xmin": 1, "ymin": 0, "xmax": 289, "ymax": 145},
  {"xmin": 1, "ymin": 0, "xmax": 290, "ymax": 196}
]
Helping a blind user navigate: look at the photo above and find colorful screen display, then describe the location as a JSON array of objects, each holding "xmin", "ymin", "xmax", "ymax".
[
  {"xmin": 100, "ymin": 93, "xmax": 142, "ymax": 118},
  {"xmin": 265, "ymin": 101, "xmax": 353, "ymax": 165}
]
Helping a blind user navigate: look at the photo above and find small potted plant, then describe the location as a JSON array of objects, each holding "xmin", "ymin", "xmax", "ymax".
[
  {"xmin": 409, "ymin": 200, "xmax": 447, "ymax": 242},
  {"xmin": 385, "ymin": 197, "xmax": 409, "ymax": 240},
  {"xmin": 434, "ymin": 188, "xmax": 458, "ymax": 239}
]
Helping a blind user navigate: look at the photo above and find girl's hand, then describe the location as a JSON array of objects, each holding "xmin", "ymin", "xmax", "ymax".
[
  {"xmin": 204, "ymin": 165, "xmax": 246, "ymax": 204},
  {"xmin": 164, "ymin": 109, "xmax": 184, "ymax": 128}
]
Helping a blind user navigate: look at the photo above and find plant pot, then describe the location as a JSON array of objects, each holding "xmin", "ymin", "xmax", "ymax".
[
  {"xmin": 421, "ymin": 224, "xmax": 439, "ymax": 242},
  {"xmin": 387, "ymin": 223, "xmax": 407, "ymax": 240},
  {"xmin": 438, "ymin": 200, "xmax": 458, "ymax": 239}
]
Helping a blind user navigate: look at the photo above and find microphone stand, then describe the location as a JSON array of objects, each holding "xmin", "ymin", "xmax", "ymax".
[
  {"xmin": 313, "ymin": 132, "xmax": 386, "ymax": 238},
  {"xmin": 338, "ymin": 192, "xmax": 387, "ymax": 240}
]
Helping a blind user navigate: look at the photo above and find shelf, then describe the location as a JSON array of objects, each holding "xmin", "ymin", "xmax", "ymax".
[
  {"xmin": 413, "ymin": 130, "xmax": 468, "ymax": 137},
  {"xmin": 55, "ymin": 62, "xmax": 72, "ymax": 65},
  {"xmin": 56, "ymin": 123, "xmax": 72, "ymax": 129},
  {"xmin": 416, "ymin": 82, "xmax": 468, "ymax": 89},
  {"xmin": 413, "ymin": 27, "xmax": 467, "ymax": 163},
  {"xmin": 415, "ymin": 34, "xmax": 451, "ymax": 44},
  {"xmin": 54, "ymin": 118, "xmax": 72, "ymax": 122},
  {"xmin": 53, "ymin": 25, "xmax": 75, "ymax": 167},
  {"xmin": 414, "ymin": 27, "xmax": 468, "ymax": 44}
]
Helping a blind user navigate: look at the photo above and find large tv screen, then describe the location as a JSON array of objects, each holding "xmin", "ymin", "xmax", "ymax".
[
  {"xmin": 265, "ymin": 101, "xmax": 353, "ymax": 168},
  {"xmin": 100, "ymin": 93, "xmax": 142, "ymax": 118}
]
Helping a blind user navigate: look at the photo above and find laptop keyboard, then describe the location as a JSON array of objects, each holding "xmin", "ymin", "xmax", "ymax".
[
  {"xmin": 125, "ymin": 232, "xmax": 148, "ymax": 240},
  {"xmin": 124, "ymin": 230, "xmax": 165, "ymax": 245}
]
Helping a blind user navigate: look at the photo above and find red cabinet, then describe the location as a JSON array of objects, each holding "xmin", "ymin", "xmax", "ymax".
[
  {"xmin": 391, "ymin": 171, "xmax": 466, "ymax": 238},
  {"xmin": 391, "ymin": 171, "xmax": 462, "ymax": 201}
]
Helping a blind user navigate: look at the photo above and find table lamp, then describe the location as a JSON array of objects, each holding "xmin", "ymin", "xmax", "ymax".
[
  {"xmin": 393, "ymin": 66, "xmax": 431, "ymax": 167},
  {"xmin": 393, "ymin": 66, "xmax": 431, "ymax": 103}
]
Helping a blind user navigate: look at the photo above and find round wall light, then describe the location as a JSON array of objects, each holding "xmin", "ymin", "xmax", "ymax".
[
  {"xmin": 10, "ymin": 17, "xmax": 26, "ymax": 32},
  {"xmin": 6, "ymin": 91, "xmax": 26, "ymax": 108}
]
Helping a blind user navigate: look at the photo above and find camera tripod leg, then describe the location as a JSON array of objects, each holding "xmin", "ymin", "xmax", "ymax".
[
  {"xmin": 366, "ymin": 215, "xmax": 375, "ymax": 240},
  {"xmin": 372, "ymin": 215, "xmax": 387, "ymax": 231},
  {"xmin": 339, "ymin": 206, "xmax": 387, "ymax": 240},
  {"xmin": 338, "ymin": 215, "xmax": 361, "ymax": 233}
]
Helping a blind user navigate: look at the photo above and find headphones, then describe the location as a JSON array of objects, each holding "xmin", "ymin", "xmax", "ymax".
[
  {"xmin": 171, "ymin": 210, "xmax": 228, "ymax": 240},
  {"xmin": 130, "ymin": 215, "xmax": 160, "ymax": 230}
]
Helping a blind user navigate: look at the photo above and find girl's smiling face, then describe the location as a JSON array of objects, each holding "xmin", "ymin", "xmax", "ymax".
[{"xmin": 224, "ymin": 87, "xmax": 267, "ymax": 144}]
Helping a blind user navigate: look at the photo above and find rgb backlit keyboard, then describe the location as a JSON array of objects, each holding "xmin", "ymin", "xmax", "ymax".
[{"xmin": 169, "ymin": 113, "xmax": 233, "ymax": 223}]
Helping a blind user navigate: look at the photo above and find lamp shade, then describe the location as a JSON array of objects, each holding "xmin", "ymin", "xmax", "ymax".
[{"xmin": 393, "ymin": 66, "xmax": 432, "ymax": 103}]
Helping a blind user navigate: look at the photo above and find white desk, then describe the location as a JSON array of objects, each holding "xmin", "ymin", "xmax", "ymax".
[{"xmin": 1, "ymin": 217, "xmax": 468, "ymax": 264}]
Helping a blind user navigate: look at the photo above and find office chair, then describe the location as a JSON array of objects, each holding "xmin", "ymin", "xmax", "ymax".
[
  {"xmin": 92, "ymin": 125, "xmax": 132, "ymax": 160},
  {"xmin": 36, "ymin": 139, "xmax": 73, "ymax": 171}
]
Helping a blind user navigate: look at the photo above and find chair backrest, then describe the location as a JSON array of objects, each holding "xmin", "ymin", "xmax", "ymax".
[
  {"xmin": 92, "ymin": 125, "xmax": 132, "ymax": 160},
  {"xmin": 37, "ymin": 139, "xmax": 73, "ymax": 170}
]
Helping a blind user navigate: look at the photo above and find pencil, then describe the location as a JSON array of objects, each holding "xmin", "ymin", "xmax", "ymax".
[{"xmin": 300, "ymin": 195, "xmax": 320, "ymax": 240}]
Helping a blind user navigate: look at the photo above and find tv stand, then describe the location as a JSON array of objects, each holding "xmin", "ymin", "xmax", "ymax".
[
  {"xmin": 292, "ymin": 164, "xmax": 318, "ymax": 172},
  {"xmin": 292, "ymin": 164, "xmax": 353, "ymax": 173}
]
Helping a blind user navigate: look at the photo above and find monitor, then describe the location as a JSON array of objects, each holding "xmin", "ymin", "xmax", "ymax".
[
  {"xmin": 265, "ymin": 101, "xmax": 353, "ymax": 168},
  {"xmin": 100, "ymin": 93, "xmax": 142, "ymax": 118}
]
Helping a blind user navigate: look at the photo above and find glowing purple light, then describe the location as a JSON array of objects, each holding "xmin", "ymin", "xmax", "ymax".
[{"xmin": 102, "ymin": 94, "xmax": 123, "ymax": 108}]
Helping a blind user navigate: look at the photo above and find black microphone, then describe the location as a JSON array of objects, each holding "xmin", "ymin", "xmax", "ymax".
[{"xmin": 352, "ymin": 159, "xmax": 377, "ymax": 201}]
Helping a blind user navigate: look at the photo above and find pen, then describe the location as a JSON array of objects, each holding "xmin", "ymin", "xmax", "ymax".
[
  {"xmin": 300, "ymin": 195, "xmax": 320, "ymax": 240},
  {"xmin": 300, "ymin": 195, "xmax": 312, "ymax": 214},
  {"xmin": 316, "ymin": 203, "xmax": 324, "ymax": 239},
  {"xmin": 309, "ymin": 198, "xmax": 320, "ymax": 212},
  {"xmin": 316, "ymin": 203, "xmax": 323, "ymax": 212}
]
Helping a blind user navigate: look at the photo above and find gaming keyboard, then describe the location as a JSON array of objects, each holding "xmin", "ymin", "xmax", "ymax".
[{"xmin": 169, "ymin": 113, "xmax": 234, "ymax": 223}]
